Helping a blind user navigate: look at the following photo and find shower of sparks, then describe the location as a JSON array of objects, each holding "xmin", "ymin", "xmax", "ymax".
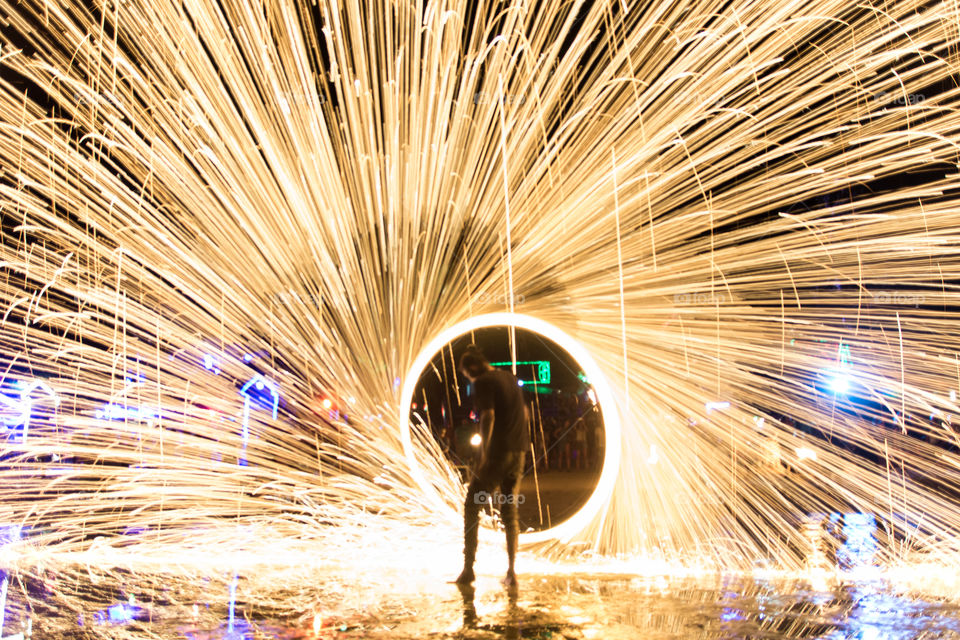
[{"xmin": 0, "ymin": 0, "xmax": 960, "ymax": 618}]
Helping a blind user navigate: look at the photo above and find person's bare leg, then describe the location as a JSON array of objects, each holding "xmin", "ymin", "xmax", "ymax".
[
  {"xmin": 455, "ymin": 479, "xmax": 482, "ymax": 584},
  {"xmin": 501, "ymin": 454, "xmax": 523, "ymax": 587},
  {"xmin": 503, "ymin": 516, "xmax": 518, "ymax": 587},
  {"xmin": 455, "ymin": 566, "xmax": 476, "ymax": 585},
  {"xmin": 504, "ymin": 497, "xmax": 518, "ymax": 573}
]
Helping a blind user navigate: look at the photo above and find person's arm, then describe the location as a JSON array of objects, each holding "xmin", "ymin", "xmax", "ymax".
[{"xmin": 478, "ymin": 408, "xmax": 494, "ymax": 466}]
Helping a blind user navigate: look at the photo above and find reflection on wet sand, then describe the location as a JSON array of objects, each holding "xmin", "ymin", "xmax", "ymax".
[
  {"xmin": 454, "ymin": 581, "xmax": 574, "ymax": 640},
  {"xmin": 353, "ymin": 573, "xmax": 960, "ymax": 640},
  {"xmin": 2, "ymin": 513, "xmax": 960, "ymax": 639},
  {"xmin": 3, "ymin": 570, "xmax": 960, "ymax": 639}
]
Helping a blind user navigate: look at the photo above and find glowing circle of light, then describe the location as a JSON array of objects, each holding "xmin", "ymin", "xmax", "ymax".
[{"xmin": 399, "ymin": 312, "xmax": 622, "ymax": 545}]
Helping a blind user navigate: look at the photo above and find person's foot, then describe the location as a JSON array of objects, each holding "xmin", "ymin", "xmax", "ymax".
[
  {"xmin": 502, "ymin": 570, "xmax": 517, "ymax": 588},
  {"xmin": 453, "ymin": 568, "xmax": 475, "ymax": 584}
]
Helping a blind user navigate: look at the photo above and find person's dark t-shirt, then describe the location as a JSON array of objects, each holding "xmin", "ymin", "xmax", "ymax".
[{"xmin": 473, "ymin": 368, "xmax": 530, "ymax": 454}]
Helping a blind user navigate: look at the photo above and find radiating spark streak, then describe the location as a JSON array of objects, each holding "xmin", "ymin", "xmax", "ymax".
[
  {"xmin": 497, "ymin": 74, "xmax": 517, "ymax": 373},
  {"xmin": 612, "ymin": 149, "xmax": 630, "ymax": 415}
]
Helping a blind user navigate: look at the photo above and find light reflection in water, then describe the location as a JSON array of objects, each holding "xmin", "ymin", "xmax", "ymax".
[{"xmin": 1, "ymin": 513, "xmax": 959, "ymax": 639}]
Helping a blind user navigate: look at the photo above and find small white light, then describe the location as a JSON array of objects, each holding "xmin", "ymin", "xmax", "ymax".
[
  {"xmin": 647, "ymin": 445, "xmax": 659, "ymax": 465},
  {"xmin": 796, "ymin": 447, "xmax": 817, "ymax": 461},
  {"xmin": 705, "ymin": 401, "xmax": 730, "ymax": 412},
  {"xmin": 470, "ymin": 433, "xmax": 482, "ymax": 447},
  {"xmin": 828, "ymin": 372, "xmax": 850, "ymax": 394}
]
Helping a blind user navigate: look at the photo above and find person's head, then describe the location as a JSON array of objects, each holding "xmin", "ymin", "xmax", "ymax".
[{"xmin": 458, "ymin": 345, "xmax": 490, "ymax": 382}]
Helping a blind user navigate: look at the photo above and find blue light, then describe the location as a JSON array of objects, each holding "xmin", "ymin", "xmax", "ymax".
[
  {"xmin": 823, "ymin": 343, "xmax": 854, "ymax": 396},
  {"xmin": 107, "ymin": 604, "xmax": 135, "ymax": 624},
  {"xmin": 239, "ymin": 375, "xmax": 279, "ymax": 419},
  {"xmin": 0, "ymin": 525, "xmax": 22, "ymax": 547},
  {"xmin": 0, "ymin": 391, "xmax": 24, "ymax": 428},
  {"xmin": 91, "ymin": 601, "xmax": 141, "ymax": 626},
  {"xmin": 203, "ymin": 354, "xmax": 221, "ymax": 375},
  {"xmin": 95, "ymin": 403, "xmax": 161, "ymax": 422},
  {"xmin": 518, "ymin": 379, "xmax": 524, "ymax": 387},
  {"xmin": 0, "ymin": 379, "xmax": 59, "ymax": 442},
  {"xmin": 239, "ymin": 376, "xmax": 280, "ymax": 466},
  {"xmin": 721, "ymin": 609, "xmax": 745, "ymax": 622},
  {"xmin": 0, "ymin": 575, "xmax": 7, "ymax": 637},
  {"xmin": 842, "ymin": 513, "xmax": 877, "ymax": 569},
  {"xmin": 228, "ymin": 573, "xmax": 239, "ymax": 634},
  {"xmin": 828, "ymin": 371, "xmax": 851, "ymax": 394}
]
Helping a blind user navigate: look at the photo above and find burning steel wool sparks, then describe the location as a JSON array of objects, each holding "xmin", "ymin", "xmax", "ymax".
[{"xmin": 2, "ymin": 0, "xmax": 960, "ymax": 633}]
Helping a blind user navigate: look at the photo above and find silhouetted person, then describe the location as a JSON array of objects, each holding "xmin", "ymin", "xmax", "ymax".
[{"xmin": 454, "ymin": 345, "xmax": 530, "ymax": 587}]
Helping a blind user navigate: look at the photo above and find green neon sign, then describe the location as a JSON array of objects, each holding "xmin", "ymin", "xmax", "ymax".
[{"xmin": 489, "ymin": 360, "xmax": 551, "ymax": 385}]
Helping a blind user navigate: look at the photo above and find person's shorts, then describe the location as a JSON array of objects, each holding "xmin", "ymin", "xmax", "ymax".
[{"xmin": 473, "ymin": 450, "xmax": 525, "ymax": 490}]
